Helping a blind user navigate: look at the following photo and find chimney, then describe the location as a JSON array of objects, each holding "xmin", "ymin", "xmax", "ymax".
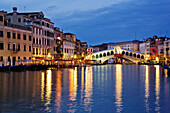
[{"xmin": 13, "ymin": 7, "xmax": 17, "ymax": 13}]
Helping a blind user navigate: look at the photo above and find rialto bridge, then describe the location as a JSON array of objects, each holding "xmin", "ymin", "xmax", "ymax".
[{"xmin": 92, "ymin": 46, "xmax": 145, "ymax": 64}]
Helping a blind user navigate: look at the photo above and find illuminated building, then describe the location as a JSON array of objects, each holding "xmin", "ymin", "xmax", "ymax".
[
  {"xmin": 53, "ymin": 27, "xmax": 63, "ymax": 59},
  {"xmin": 0, "ymin": 11, "xmax": 32, "ymax": 66},
  {"xmin": 5, "ymin": 7, "xmax": 55, "ymax": 59}
]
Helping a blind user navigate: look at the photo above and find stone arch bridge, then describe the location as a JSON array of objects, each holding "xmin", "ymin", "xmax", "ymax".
[{"xmin": 92, "ymin": 46, "xmax": 145, "ymax": 63}]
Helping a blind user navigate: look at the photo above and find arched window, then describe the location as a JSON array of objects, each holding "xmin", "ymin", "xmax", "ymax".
[
  {"xmin": 100, "ymin": 53, "xmax": 102, "ymax": 58},
  {"xmin": 133, "ymin": 53, "xmax": 136, "ymax": 57},
  {"xmin": 137, "ymin": 54, "xmax": 140, "ymax": 58},
  {"xmin": 18, "ymin": 18, "xmax": 21, "ymax": 22},
  {"xmin": 141, "ymin": 55, "xmax": 144, "ymax": 59},
  {"xmin": 111, "ymin": 51, "xmax": 114, "ymax": 55},
  {"xmin": 130, "ymin": 53, "xmax": 132, "ymax": 56},
  {"xmin": 122, "ymin": 51, "xmax": 125, "ymax": 55},
  {"xmin": 103, "ymin": 53, "xmax": 106, "ymax": 57},
  {"xmin": 96, "ymin": 54, "xmax": 99, "ymax": 59},
  {"xmin": 92, "ymin": 55, "xmax": 95, "ymax": 59},
  {"xmin": 126, "ymin": 52, "xmax": 129, "ymax": 56},
  {"xmin": 107, "ymin": 52, "xmax": 110, "ymax": 56}
]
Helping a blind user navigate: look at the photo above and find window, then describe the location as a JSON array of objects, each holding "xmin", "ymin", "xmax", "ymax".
[
  {"xmin": 36, "ymin": 28, "xmax": 38, "ymax": 34},
  {"xmin": 24, "ymin": 45, "xmax": 26, "ymax": 51},
  {"xmin": 0, "ymin": 31, "xmax": 3, "ymax": 37},
  {"xmin": 8, "ymin": 43, "xmax": 10, "ymax": 50},
  {"xmin": 33, "ymin": 37, "xmax": 35, "ymax": 44},
  {"xmin": 47, "ymin": 23, "xmax": 49, "ymax": 28},
  {"xmin": 29, "ymin": 45, "xmax": 31, "ymax": 52},
  {"xmin": 24, "ymin": 57, "xmax": 26, "ymax": 60},
  {"xmin": 18, "ymin": 18, "xmax": 21, "ymax": 22},
  {"xmin": 8, "ymin": 19, "xmax": 11, "ymax": 22},
  {"xmin": 18, "ymin": 57, "xmax": 20, "ymax": 60},
  {"xmin": 18, "ymin": 44, "xmax": 20, "ymax": 51},
  {"xmin": 36, "ymin": 38, "xmax": 38, "ymax": 44},
  {"xmin": 23, "ymin": 34, "xmax": 26, "ymax": 40},
  {"xmin": 36, "ymin": 48, "xmax": 38, "ymax": 55},
  {"xmin": 13, "ymin": 43, "xmax": 15, "ymax": 51},
  {"xmin": 33, "ymin": 48, "xmax": 35, "ymax": 54},
  {"xmin": 39, "ymin": 39, "xmax": 41, "ymax": 45},
  {"xmin": 17, "ymin": 33, "xmax": 20, "ymax": 39},
  {"xmin": 54, "ymin": 47, "xmax": 55, "ymax": 51},
  {"xmin": 29, "ymin": 57, "xmax": 31, "ymax": 59},
  {"xmin": 29, "ymin": 35, "xmax": 32, "ymax": 41},
  {"xmin": 8, "ymin": 56, "xmax": 10, "ymax": 62},
  {"xmin": 24, "ymin": 19, "xmax": 26, "ymax": 22},
  {"xmin": 33, "ymin": 27, "xmax": 35, "ymax": 33},
  {"xmin": 0, "ymin": 43, "xmax": 4, "ymax": 50},
  {"xmin": 13, "ymin": 32, "xmax": 16, "ymax": 39},
  {"xmin": 0, "ymin": 16, "xmax": 3, "ymax": 21},
  {"xmin": 7, "ymin": 32, "xmax": 10, "ymax": 38},
  {"xmin": 0, "ymin": 56, "xmax": 3, "ymax": 61},
  {"xmin": 42, "ymin": 22, "xmax": 44, "ymax": 26},
  {"xmin": 39, "ymin": 29, "xmax": 41, "ymax": 35}
]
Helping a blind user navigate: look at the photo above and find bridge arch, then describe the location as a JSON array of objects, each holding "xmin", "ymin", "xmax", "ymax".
[{"xmin": 92, "ymin": 46, "xmax": 145, "ymax": 63}]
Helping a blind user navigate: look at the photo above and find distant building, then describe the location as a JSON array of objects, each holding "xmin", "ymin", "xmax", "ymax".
[
  {"xmin": 63, "ymin": 33, "xmax": 76, "ymax": 60},
  {"xmin": 107, "ymin": 40, "xmax": 142, "ymax": 51},
  {"xmin": 139, "ymin": 42, "xmax": 146, "ymax": 54},
  {"xmin": 146, "ymin": 36, "xmax": 165, "ymax": 60},
  {"xmin": 53, "ymin": 27, "xmax": 63, "ymax": 59},
  {"xmin": 0, "ymin": 11, "xmax": 32, "ymax": 66},
  {"xmin": 164, "ymin": 39, "xmax": 170, "ymax": 60}
]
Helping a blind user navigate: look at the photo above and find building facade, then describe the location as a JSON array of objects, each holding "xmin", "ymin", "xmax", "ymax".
[
  {"xmin": 53, "ymin": 27, "xmax": 63, "ymax": 59},
  {"xmin": 0, "ymin": 11, "xmax": 32, "ymax": 66},
  {"xmin": 6, "ymin": 7, "xmax": 55, "ymax": 60}
]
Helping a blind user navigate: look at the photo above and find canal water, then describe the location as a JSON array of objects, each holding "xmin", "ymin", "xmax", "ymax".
[{"xmin": 0, "ymin": 65, "xmax": 170, "ymax": 113}]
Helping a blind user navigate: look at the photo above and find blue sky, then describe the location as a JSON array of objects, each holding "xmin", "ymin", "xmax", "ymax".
[{"xmin": 1, "ymin": 0, "xmax": 170, "ymax": 45}]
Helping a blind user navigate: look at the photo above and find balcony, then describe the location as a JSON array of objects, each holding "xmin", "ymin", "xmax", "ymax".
[
  {"xmin": 5, "ymin": 23, "xmax": 32, "ymax": 31},
  {"xmin": 11, "ymin": 49, "xmax": 19, "ymax": 53},
  {"xmin": 32, "ymin": 44, "xmax": 41, "ymax": 47},
  {"xmin": 25, "ymin": 22, "xmax": 42, "ymax": 28}
]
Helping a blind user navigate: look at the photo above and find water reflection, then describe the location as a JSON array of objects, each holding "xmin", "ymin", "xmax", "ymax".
[
  {"xmin": 41, "ymin": 72, "xmax": 45, "ymax": 100},
  {"xmin": 45, "ymin": 69, "xmax": 52, "ymax": 112},
  {"xmin": 0, "ymin": 65, "xmax": 170, "ymax": 113},
  {"xmin": 84, "ymin": 66, "xmax": 93, "ymax": 111},
  {"xmin": 154, "ymin": 65, "xmax": 160, "ymax": 112},
  {"xmin": 69, "ymin": 68, "xmax": 77, "ymax": 101},
  {"xmin": 145, "ymin": 65, "xmax": 150, "ymax": 112},
  {"xmin": 55, "ymin": 70, "xmax": 62, "ymax": 112},
  {"xmin": 115, "ymin": 64, "xmax": 123, "ymax": 112}
]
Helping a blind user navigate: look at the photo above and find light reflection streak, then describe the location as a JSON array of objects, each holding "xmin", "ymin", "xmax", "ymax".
[
  {"xmin": 55, "ymin": 70, "xmax": 62, "ymax": 112},
  {"xmin": 84, "ymin": 67, "xmax": 93, "ymax": 111},
  {"xmin": 154, "ymin": 65, "xmax": 160, "ymax": 112},
  {"xmin": 73, "ymin": 67, "xmax": 77, "ymax": 99},
  {"xmin": 45, "ymin": 69, "xmax": 52, "ymax": 112},
  {"xmin": 41, "ymin": 72, "xmax": 45, "ymax": 100},
  {"xmin": 69, "ymin": 69, "xmax": 77, "ymax": 101},
  {"xmin": 115, "ymin": 64, "xmax": 123, "ymax": 113},
  {"xmin": 145, "ymin": 65, "xmax": 150, "ymax": 112}
]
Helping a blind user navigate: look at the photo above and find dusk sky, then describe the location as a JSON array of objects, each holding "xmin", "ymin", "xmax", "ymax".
[{"xmin": 1, "ymin": 0, "xmax": 170, "ymax": 45}]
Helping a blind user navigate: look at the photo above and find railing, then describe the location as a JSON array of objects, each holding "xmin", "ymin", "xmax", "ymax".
[
  {"xmin": 5, "ymin": 23, "xmax": 32, "ymax": 31},
  {"xmin": 11, "ymin": 49, "xmax": 20, "ymax": 53}
]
